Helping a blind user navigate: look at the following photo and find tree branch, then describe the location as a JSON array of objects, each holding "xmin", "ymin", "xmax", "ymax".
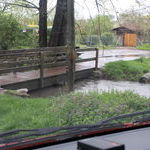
[
  {"xmin": 0, "ymin": 1, "xmax": 39, "ymax": 10},
  {"xmin": 21, "ymin": 0, "xmax": 39, "ymax": 9}
]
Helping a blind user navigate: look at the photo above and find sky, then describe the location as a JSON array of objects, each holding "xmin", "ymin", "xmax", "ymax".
[
  {"xmin": 74, "ymin": 0, "xmax": 150, "ymax": 19},
  {"xmin": 47, "ymin": 0, "xmax": 150, "ymax": 19}
]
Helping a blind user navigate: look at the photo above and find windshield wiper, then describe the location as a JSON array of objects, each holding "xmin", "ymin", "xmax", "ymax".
[{"xmin": 1, "ymin": 110, "xmax": 150, "ymax": 144}]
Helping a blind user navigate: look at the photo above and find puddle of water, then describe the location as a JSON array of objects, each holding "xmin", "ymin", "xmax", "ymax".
[
  {"xmin": 30, "ymin": 79, "xmax": 150, "ymax": 98},
  {"xmin": 75, "ymin": 79, "xmax": 150, "ymax": 98}
]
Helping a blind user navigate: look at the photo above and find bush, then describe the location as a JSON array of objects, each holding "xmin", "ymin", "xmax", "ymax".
[
  {"xmin": 16, "ymin": 29, "xmax": 38, "ymax": 49},
  {"xmin": 0, "ymin": 13, "xmax": 21, "ymax": 50},
  {"xmin": 101, "ymin": 32, "xmax": 114, "ymax": 46}
]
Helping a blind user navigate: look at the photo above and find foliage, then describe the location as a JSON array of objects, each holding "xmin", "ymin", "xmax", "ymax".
[
  {"xmin": 101, "ymin": 32, "xmax": 114, "ymax": 46},
  {"xmin": 137, "ymin": 44, "xmax": 150, "ymax": 50},
  {"xmin": 88, "ymin": 15, "xmax": 113, "ymax": 35},
  {"xmin": 0, "ymin": 91, "xmax": 150, "ymax": 132},
  {"xmin": 15, "ymin": 29, "xmax": 38, "ymax": 49},
  {"xmin": 0, "ymin": 13, "xmax": 21, "ymax": 50},
  {"xmin": 76, "ymin": 15, "xmax": 114, "ymax": 46},
  {"xmin": 103, "ymin": 58, "xmax": 150, "ymax": 81}
]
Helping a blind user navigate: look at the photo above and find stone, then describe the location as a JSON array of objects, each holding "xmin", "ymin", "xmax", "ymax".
[
  {"xmin": 93, "ymin": 69, "xmax": 103, "ymax": 78},
  {"xmin": 139, "ymin": 72, "xmax": 150, "ymax": 83},
  {"xmin": 0, "ymin": 88, "xmax": 6, "ymax": 94},
  {"xmin": 0, "ymin": 88, "xmax": 29, "ymax": 97}
]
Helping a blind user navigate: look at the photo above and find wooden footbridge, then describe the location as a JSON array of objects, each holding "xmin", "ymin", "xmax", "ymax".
[{"xmin": 0, "ymin": 46, "xmax": 99, "ymax": 91}]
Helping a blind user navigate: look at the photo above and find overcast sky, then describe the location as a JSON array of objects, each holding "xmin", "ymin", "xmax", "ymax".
[
  {"xmin": 74, "ymin": 0, "xmax": 150, "ymax": 19},
  {"xmin": 45, "ymin": 0, "xmax": 150, "ymax": 19}
]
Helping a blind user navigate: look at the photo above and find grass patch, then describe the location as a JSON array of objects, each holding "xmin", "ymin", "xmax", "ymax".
[
  {"xmin": 137, "ymin": 44, "xmax": 150, "ymax": 50},
  {"xmin": 103, "ymin": 58, "xmax": 150, "ymax": 81},
  {"xmin": 0, "ymin": 91, "xmax": 150, "ymax": 132}
]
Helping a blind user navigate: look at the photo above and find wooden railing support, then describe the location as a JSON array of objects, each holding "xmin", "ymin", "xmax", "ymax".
[
  {"xmin": 40, "ymin": 52, "xmax": 44, "ymax": 88},
  {"xmin": 95, "ymin": 48, "xmax": 99, "ymax": 70},
  {"xmin": 67, "ymin": 46, "xmax": 75, "ymax": 91}
]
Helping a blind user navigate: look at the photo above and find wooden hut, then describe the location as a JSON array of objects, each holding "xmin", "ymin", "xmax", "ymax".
[{"xmin": 112, "ymin": 26, "xmax": 137, "ymax": 47}]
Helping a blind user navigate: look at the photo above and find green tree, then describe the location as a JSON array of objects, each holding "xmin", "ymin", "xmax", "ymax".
[
  {"xmin": 87, "ymin": 15, "xmax": 113, "ymax": 35},
  {"xmin": 0, "ymin": 13, "xmax": 21, "ymax": 50},
  {"xmin": 101, "ymin": 32, "xmax": 114, "ymax": 46}
]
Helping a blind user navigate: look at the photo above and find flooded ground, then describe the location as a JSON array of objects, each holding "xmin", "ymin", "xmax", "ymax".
[
  {"xmin": 30, "ymin": 48, "xmax": 150, "ymax": 98},
  {"xmin": 30, "ymin": 79, "xmax": 150, "ymax": 98}
]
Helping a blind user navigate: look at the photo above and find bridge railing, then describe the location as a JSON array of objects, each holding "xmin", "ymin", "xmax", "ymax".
[
  {"xmin": 0, "ymin": 47, "xmax": 67, "ymax": 72},
  {"xmin": 0, "ymin": 46, "xmax": 67, "ymax": 87},
  {"xmin": 0, "ymin": 47, "xmax": 98, "ymax": 88},
  {"xmin": 76, "ymin": 48, "xmax": 99, "ymax": 70}
]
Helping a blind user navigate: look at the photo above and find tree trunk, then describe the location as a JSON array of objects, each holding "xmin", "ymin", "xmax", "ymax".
[
  {"xmin": 39, "ymin": 0, "xmax": 47, "ymax": 47},
  {"xmin": 48, "ymin": 0, "xmax": 67, "ymax": 47}
]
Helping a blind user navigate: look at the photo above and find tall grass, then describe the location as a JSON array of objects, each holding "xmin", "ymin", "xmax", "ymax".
[{"xmin": 0, "ymin": 91, "xmax": 150, "ymax": 132}]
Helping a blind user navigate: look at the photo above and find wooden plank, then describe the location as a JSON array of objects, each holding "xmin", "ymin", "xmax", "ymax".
[
  {"xmin": 0, "ymin": 46, "xmax": 67, "ymax": 54},
  {"xmin": 0, "ymin": 61, "xmax": 67, "ymax": 74},
  {"xmin": 0, "ymin": 52, "xmax": 39, "ymax": 57},
  {"xmin": 0, "ymin": 60, "xmax": 39, "ymax": 68},
  {"xmin": 95, "ymin": 48, "xmax": 99, "ymax": 70},
  {"xmin": 76, "ymin": 48, "xmax": 97, "ymax": 52},
  {"xmin": 0, "ymin": 51, "xmax": 66, "ymax": 59},
  {"xmin": 40, "ymin": 52, "xmax": 44, "ymax": 88},
  {"xmin": 43, "ymin": 61, "xmax": 67, "ymax": 68},
  {"xmin": 76, "ymin": 57, "xmax": 96, "ymax": 63},
  {"xmin": 0, "ymin": 65, "xmax": 39, "ymax": 75},
  {"xmin": 124, "ymin": 33, "xmax": 137, "ymax": 47}
]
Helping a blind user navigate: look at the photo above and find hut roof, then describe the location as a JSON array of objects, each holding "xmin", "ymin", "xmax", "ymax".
[{"xmin": 112, "ymin": 26, "xmax": 136, "ymax": 34}]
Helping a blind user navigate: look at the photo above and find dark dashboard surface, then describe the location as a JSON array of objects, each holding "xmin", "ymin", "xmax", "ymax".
[{"xmin": 38, "ymin": 127, "xmax": 150, "ymax": 150}]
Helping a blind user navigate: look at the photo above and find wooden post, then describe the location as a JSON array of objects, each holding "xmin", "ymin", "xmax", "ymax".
[
  {"xmin": 66, "ymin": 0, "xmax": 75, "ymax": 91},
  {"xmin": 40, "ymin": 52, "xmax": 44, "ymax": 88},
  {"xmin": 95, "ymin": 48, "xmax": 99, "ymax": 70}
]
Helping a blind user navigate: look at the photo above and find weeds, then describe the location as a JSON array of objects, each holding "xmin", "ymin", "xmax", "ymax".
[{"xmin": 0, "ymin": 91, "xmax": 149, "ymax": 132}]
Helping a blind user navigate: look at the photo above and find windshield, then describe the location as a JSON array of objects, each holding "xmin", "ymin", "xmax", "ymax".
[{"xmin": 0, "ymin": 0, "xmax": 150, "ymax": 149}]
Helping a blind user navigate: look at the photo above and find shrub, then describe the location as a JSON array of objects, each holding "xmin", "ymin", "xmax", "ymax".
[
  {"xmin": 0, "ymin": 13, "xmax": 21, "ymax": 50},
  {"xmin": 101, "ymin": 32, "xmax": 114, "ymax": 46},
  {"xmin": 16, "ymin": 29, "xmax": 38, "ymax": 49}
]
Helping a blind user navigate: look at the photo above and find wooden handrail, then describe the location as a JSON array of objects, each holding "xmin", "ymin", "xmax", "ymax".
[
  {"xmin": 76, "ymin": 48, "xmax": 97, "ymax": 52},
  {"xmin": 0, "ymin": 46, "xmax": 67, "ymax": 54}
]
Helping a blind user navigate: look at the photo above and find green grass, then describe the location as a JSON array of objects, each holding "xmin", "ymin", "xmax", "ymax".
[
  {"xmin": 103, "ymin": 58, "xmax": 150, "ymax": 81},
  {"xmin": 137, "ymin": 44, "xmax": 150, "ymax": 50},
  {"xmin": 0, "ymin": 91, "xmax": 150, "ymax": 132}
]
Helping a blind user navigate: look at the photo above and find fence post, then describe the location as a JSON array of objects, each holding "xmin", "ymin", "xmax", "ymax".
[
  {"xmin": 40, "ymin": 51, "xmax": 44, "ymax": 88},
  {"xmin": 66, "ymin": 0, "xmax": 75, "ymax": 91},
  {"xmin": 95, "ymin": 48, "xmax": 99, "ymax": 70},
  {"xmin": 66, "ymin": 46, "xmax": 75, "ymax": 91}
]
